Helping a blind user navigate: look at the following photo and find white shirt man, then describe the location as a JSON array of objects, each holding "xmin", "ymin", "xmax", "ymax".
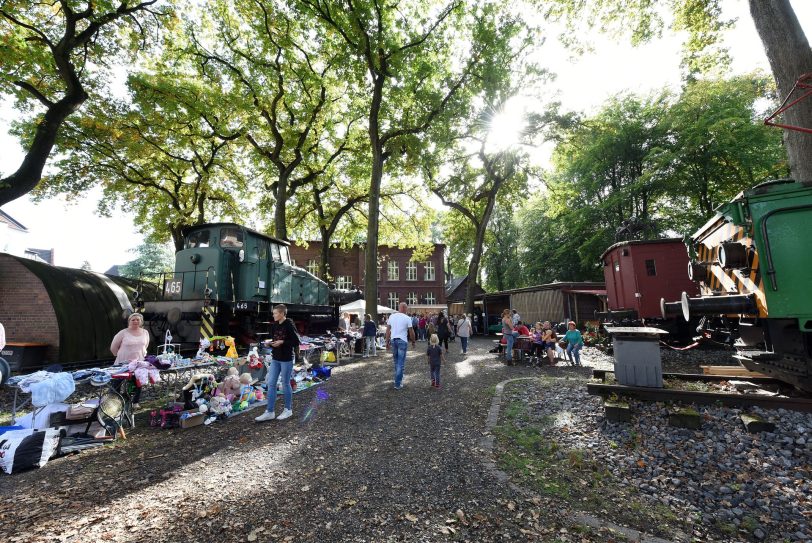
[
  {"xmin": 385, "ymin": 303, "xmax": 416, "ymax": 390},
  {"xmin": 512, "ymin": 310, "xmax": 520, "ymax": 327}
]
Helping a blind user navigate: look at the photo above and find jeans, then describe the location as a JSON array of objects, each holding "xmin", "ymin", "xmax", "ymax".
[
  {"xmin": 364, "ymin": 336, "xmax": 376, "ymax": 356},
  {"xmin": 392, "ymin": 338, "xmax": 407, "ymax": 387},
  {"xmin": 266, "ymin": 359, "xmax": 293, "ymax": 412},
  {"xmin": 460, "ymin": 336, "xmax": 468, "ymax": 353},
  {"xmin": 418, "ymin": 328, "xmax": 426, "ymax": 341},
  {"xmin": 430, "ymin": 363, "xmax": 441, "ymax": 385},
  {"xmin": 505, "ymin": 333, "xmax": 515, "ymax": 361},
  {"xmin": 566, "ymin": 343, "xmax": 583, "ymax": 366}
]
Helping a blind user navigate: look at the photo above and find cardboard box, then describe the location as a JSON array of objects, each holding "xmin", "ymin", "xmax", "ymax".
[{"xmin": 179, "ymin": 410, "xmax": 205, "ymax": 429}]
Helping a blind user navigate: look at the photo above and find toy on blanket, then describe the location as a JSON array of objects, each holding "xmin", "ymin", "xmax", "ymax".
[
  {"xmin": 224, "ymin": 336, "xmax": 238, "ymax": 359},
  {"xmin": 217, "ymin": 367, "xmax": 241, "ymax": 401},
  {"xmin": 182, "ymin": 373, "xmax": 217, "ymax": 410},
  {"xmin": 232, "ymin": 373, "xmax": 261, "ymax": 412},
  {"xmin": 195, "ymin": 338, "xmax": 211, "ymax": 360},
  {"xmin": 247, "ymin": 346, "xmax": 262, "ymax": 369},
  {"xmin": 127, "ymin": 359, "xmax": 161, "ymax": 387}
]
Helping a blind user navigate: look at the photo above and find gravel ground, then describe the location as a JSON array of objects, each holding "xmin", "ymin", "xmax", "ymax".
[
  {"xmin": 0, "ymin": 340, "xmax": 803, "ymax": 543},
  {"xmin": 497, "ymin": 367, "xmax": 812, "ymax": 542}
]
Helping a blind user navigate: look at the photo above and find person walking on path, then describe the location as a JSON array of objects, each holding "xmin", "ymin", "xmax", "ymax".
[
  {"xmin": 418, "ymin": 314, "xmax": 427, "ymax": 341},
  {"xmin": 436, "ymin": 312, "xmax": 451, "ymax": 354},
  {"xmin": 256, "ymin": 304, "xmax": 300, "ymax": 422},
  {"xmin": 385, "ymin": 302, "xmax": 416, "ymax": 390},
  {"xmin": 362, "ymin": 313, "xmax": 378, "ymax": 358},
  {"xmin": 502, "ymin": 309, "xmax": 516, "ymax": 364},
  {"xmin": 426, "ymin": 333, "xmax": 444, "ymax": 388},
  {"xmin": 456, "ymin": 314, "xmax": 472, "ymax": 355},
  {"xmin": 564, "ymin": 321, "xmax": 584, "ymax": 367}
]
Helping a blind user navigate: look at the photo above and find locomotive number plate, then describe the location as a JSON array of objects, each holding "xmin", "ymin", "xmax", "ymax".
[{"xmin": 164, "ymin": 277, "xmax": 183, "ymax": 299}]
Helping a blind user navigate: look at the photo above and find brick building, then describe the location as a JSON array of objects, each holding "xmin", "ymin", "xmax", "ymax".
[{"xmin": 289, "ymin": 241, "xmax": 447, "ymax": 310}]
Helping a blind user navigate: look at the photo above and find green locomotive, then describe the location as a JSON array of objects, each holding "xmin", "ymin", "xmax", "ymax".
[
  {"xmin": 661, "ymin": 180, "xmax": 812, "ymax": 391},
  {"xmin": 136, "ymin": 223, "xmax": 344, "ymax": 350}
]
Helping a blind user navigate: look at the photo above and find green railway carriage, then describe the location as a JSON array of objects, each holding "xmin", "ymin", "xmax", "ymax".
[
  {"xmin": 138, "ymin": 223, "xmax": 338, "ymax": 350},
  {"xmin": 662, "ymin": 180, "xmax": 812, "ymax": 391}
]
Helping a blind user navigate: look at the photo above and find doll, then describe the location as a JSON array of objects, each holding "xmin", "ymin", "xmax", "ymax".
[
  {"xmin": 247, "ymin": 346, "xmax": 262, "ymax": 369},
  {"xmin": 196, "ymin": 338, "xmax": 211, "ymax": 360}
]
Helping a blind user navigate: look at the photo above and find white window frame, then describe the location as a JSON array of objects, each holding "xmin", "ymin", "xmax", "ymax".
[
  {"xmin": 425, "ymin": 292, "xmax": 436, "ymax": 305},
  {"xmin": 388, "ymin": 260, "xmax": 399, "ymax": 281},
  {"xmin": 407, "ymin": 292, "xmax": 418, "ymax": 305},
  {"xmin": 388, "ymin": 292, "xmax": 399, "ymax": 309},
  {"xmin": 424, "ymin": 261, "xmax": 435, "ymax": 281},
  {"xmin": 306, "ymin": 259, "xmax": 319, "ymax": 276},
  {"xmin": 337, "ymin": 275, "xmax": 353, "ymax": 290},
  {"xmin": 406, "ymin": 261, "xmax": 417, "ymax": 281}
]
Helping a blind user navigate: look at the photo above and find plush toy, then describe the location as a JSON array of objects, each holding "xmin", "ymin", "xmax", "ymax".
[
  {"xmin": 224, "ymin": 336, "xmax": 238, "ymax": 359},
  {"xmin": 247, "ymin": 346, "xmax": 262, "ymax": 369},
  {"xmin": 182, "ymin": 373, "xmax": 216, "ymax": 410},
  {"xmin": 196, "ymin": 338, "xmax": 211, "ymax": 360},
  {"xmin": 209, "ymin": 394, "xmax": 232, "ymax": 417},
  {"xmin": 218, "ymin": 367, "xmax": 241, "ymax": 400},
  {"xmin": 237, "ymin": 373, "xmax": 256, "ymax": 404}
]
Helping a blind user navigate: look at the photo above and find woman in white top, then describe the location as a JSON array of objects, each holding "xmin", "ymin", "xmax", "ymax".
[
  {"xmin": 110, "ymin": 313, "xmax": 151, "ymax": 364},
  {"xmin": 456, "ymin": 314, "xmax": 472, "ymax": 355}
]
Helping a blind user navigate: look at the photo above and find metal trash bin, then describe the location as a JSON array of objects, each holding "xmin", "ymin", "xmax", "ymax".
[{"xmin": 604, "ymin": 327, "xmax": 668, "ymax": 388}]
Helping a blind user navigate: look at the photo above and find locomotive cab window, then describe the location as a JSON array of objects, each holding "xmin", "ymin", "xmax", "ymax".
[
  {"xmin": 270, "ymin": 243, "xmax": 282, "ymax": 262},
  {"xmin": 645, "ymin": 259, "xmax": 657, "ymax": 276},
  {"xmin": 219, "ymin": 227, "xmax": 244, "ymax": 248},
  {"xmin": 185, "ymin": 229, "xmax": 211, "ymax": 249},
  {"xmin": 280, "ymin": 245, "xmax": 291, "ymax": 264}
]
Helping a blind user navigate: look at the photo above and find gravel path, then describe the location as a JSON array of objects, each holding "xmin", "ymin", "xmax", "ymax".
[
  {"xmin": 0, "ymin": 340, "xmax": 794, "ymax": 542},
  {"xmin": 0, "ymin": 339, "xmax": 608, "ymax": 543}
]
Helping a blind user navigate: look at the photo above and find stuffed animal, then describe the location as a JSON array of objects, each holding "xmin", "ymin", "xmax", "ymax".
[
  {"xmin": 182, "ymin": 373, "xmax": 216, "ymax": 410},
  {"xmin": 247, "ymin": 346, "xmax": 262, "ymax": 369},
  {"xmin": 209, "ymin": 394, "xmax": 232, "ymax": 417},
  {"xmin": 224, "ymin": 336, "xmax": 238, "ymax": 359},
  {"xmin": 218, "ymin": 367, "xmax": 241, "ymax": 400},
  {"xmin": 196, "ymin": 338, "xmax": 211, "ymax": 360},
  {"xmin": 237, "ymin": 373, "xmax": 256, "ymax": 405}
]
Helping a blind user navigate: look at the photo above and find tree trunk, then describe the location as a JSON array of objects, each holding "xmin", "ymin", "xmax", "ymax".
[
  {"xmin": 0, "ymin": 95, "xmax": 86, "ymax": 206},
  {"xmin": 319, "ymin": 233, "xmax": 332, "ymax": 281},
  {"xmin": 274, "ymin": 174, "xmax": 289, "ymax": 240},
  {"xmin": 171, "ymin": 225, "xmax": 185, "ymax": 252},
  {"xmin": 365, "ymin": 74, "xmax": 386, "ymax": 321},
  {"xmin": 464, "ymin": 186, "xmax": 499, "ymax": 314},
  {"xmin": 750, "ymin": 0, "xmax": 812, "ymax": 183}
]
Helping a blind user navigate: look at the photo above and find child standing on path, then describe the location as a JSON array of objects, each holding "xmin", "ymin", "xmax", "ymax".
[{"xmin": 427, "ymin": 334, "xmax": 444, "ymax": 388}]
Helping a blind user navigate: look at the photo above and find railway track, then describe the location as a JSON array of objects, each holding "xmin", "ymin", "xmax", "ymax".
[{"xmin": 587, "ymin": 370, "xmax": 812, "ymax": 413}]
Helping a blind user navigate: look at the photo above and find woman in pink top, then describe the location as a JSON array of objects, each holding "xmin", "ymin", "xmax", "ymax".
[{"xmin": 110, "ymin": 313, "xmax": 151, "ymax": 364}]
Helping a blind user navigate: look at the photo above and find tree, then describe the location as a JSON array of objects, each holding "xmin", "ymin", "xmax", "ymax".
[
  {"xmin": 300, "ymin": 0, "xmax": 487, "ymax": 319},
  {"xmin": 190, "ymin": 0, "xmax": 357, "ymax": 241},
  {"xmin": 0, "ymin": 0, "xmax": 169, "ymax": 206},
  {"xmin": 117, "ymin": 241, "xmax": 174, "ymax": 279},
  {"xmin": 543, "ymin": 0, "xmax": 812, "ymax": 181},
  {"xmin": 37, "ymin": 71, "xmax": 247, "ymax": 250},
  {"xmin": 480, "ymin": 205, "xmax": 523, "ymax": 291},
  {"xmin": 650, "ymin": 74, "xmax": 787, "ymax": 229},
  {"xmin": 749, "ymin": 1, "xmax": 812, "ymax": 183}
]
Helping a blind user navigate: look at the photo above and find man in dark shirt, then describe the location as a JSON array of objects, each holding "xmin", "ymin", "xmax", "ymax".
[{"xmin": 256, "ymin": 304, "xmax": 300, "ymax": 422}]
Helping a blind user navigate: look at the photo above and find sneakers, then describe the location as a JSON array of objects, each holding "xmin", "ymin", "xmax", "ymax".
[
  {"xmin": 255, "ymin": 411, "xmax": 275, "ymax": 422},
  {"xmin": 277, "ymin": 408, "xmax": 293, "ymax": 420},
  {"xmin": 393, "ymin": 385, "xmax": 403, "ymax": 390}
]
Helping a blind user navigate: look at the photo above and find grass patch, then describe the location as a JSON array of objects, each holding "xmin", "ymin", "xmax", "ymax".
[{"xmin": 493, "ymin": 382, "xmax": 693, "ymax": 540}]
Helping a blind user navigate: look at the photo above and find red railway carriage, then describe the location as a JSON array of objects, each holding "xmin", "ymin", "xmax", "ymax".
[{"xmin": 601, "ymin": 239, "xmax": 699, "ymax": 321}]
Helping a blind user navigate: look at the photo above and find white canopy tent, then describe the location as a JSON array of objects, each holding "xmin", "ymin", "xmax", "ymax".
[{"xmin": 339, "ymin": 299, "xmax": 396, "ymax": 314}]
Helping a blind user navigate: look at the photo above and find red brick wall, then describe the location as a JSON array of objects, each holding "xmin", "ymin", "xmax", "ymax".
[
  {"xmin": 289, "ymin": 242, "xmax": 447, "ymax": 306},
  {"xmin": 0, "ymin": 254, "xmax": 60, "ymax": 362}
]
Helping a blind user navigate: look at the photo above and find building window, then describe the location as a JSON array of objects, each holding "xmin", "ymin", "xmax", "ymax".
[
  {"xmin": 388, "ymin": 292, "xmax": 399, "ymax": 309},
  {"xmin": 645, "ymin": 259, "xmax": 656, "ymax": 276},
  {"xmin": 377, "ymin": 262, "xmax": 382, "ymax": 280},
  {"xmin": 425, "ymin": 292, "xmax": 436, "ymax": 305},
  {"xmin": 388, "ymin": 260, "xmax": 399, "ymax": 281},
  {"xmin": 337, "ymin": 275, "xmax": 353, "ymax": 290},
  {"xmin": 406, "ymin": 262, "xmax": 417, "ymax": 281},
  {"xmin": 306, "ymin": 259, "xmax": 319, "ymax": 276},
  {"xmin": 424, "ymin": 261, "xmax": 435, "ymax": 281},
  {"xmin": 407, "ymin": 292, "xmax": 417, "ymax": 305}
]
